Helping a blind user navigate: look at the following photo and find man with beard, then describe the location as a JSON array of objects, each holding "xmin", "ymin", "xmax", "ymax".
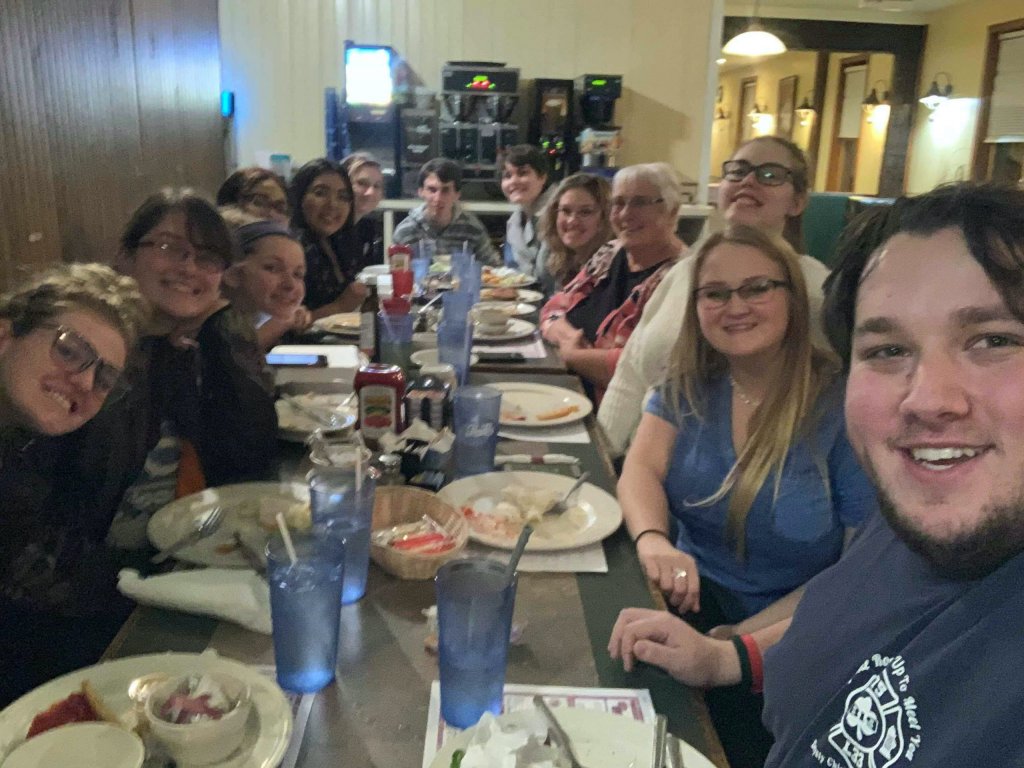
[{"xmin": 609, "ymin": 182, "xmax": 1024, "ymax": 767}]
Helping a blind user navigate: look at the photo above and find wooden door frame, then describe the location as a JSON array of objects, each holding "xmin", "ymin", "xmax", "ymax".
[
  {"xmin": 826, "ymin": 55, "xmax": 869, "ymax": 191},
  {"xmin": 970, "ymin": 17, "xmax": 1024, "ymax": 180},
  {"xmin": 736, "ymin": 77, "xmax": 758, "ymax": 148}
]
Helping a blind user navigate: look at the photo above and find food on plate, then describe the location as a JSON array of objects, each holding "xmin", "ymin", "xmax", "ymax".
[
  {"xmin": 482, "ymin": 266, "xmax": 528, "ymax": 287},
  {"xmin": 153, "ymin": 674, "xmax": 239, "ymax": 725},
  {"xmin": 480, "ymin": 287, "xmax": 519, "ymax": 301},
  {"xmin": 372, "ymin": 515, "xmax": 457, "ymax": 555},
  {"xmin": 26, "ymin": 681, "xmax": 122, "ymax": 738},
  {"xmin": 256, "ymin": 497, "xmax": 312, "ymax": 532},
  {"xmin": 318, "ymin": 312, "xmax": 360, "ymax": 333},
  {"xmin": 451, "ymin": 710, "xmax": 565, "ymax": 768},
  {"xmin": 536, "ymin": 404, "xmax": 580, "ymax": 422},
  {"xmin": 462, "ymin": 485, "xmax": 568, "ymax": 538},
  {"xmin": 501, "ymin": 403, "xmax": 528, "ymax": 422}
]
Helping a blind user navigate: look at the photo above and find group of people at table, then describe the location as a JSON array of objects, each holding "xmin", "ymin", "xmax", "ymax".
[{"xmin": 1, "ymin": 129, "xmax": 1023, "ymax": 767}]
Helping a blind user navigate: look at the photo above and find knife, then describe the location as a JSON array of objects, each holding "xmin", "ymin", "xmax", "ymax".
[
  {"xmin": 652, "ymin": 714, "xmax": 668, "ymax": 768},
  {"xmin": 232, "ymin": 532, "xmax": 267, "ymax": 577}
]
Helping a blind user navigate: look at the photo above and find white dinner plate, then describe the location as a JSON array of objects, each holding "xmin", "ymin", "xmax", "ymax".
[
  {"xmin": 478, "ymin": 288, "xmax": 544, "ymax": 304},
  {"xmin": 2, "ymin": 723, "xmax": 144, "ymax": 768},
  {"xmin": 429, "ymin": 708, "xmax": 716, "ymax": 768},
  {"xmin": 274, "ymin": 393, "xmax": 356, "ymax": 442},
  {"xmin": 313, "ymin": 312, "xmax": 360, "ymax": 336},
  {"xmin": 473, "ymin": 301, "xmax": 536, "ymax": 317},
  {"xmin": 488, "ymin": 382, "xmax": 592, "ymax": 427},
  {"xmin": 472, "ymin": 318, "xmax": 536, "ymax": 343},
  {"xmin": 0, "ymin": 653, "xmax": 292, "ymax": 768},
  {"xmin": 439, "ymin": 471, "xmax": 621, "ymax": 551},
  {"xmin": 147, "ymin": 483, "xmax": 309, "ymax": 568},
  {"xmin": 409, "ymin": 349, "xmax": 480, "ymax": 368},
  {"xmin": 481, "ymin": 267, "xmax": 536, "ymax": 288}
]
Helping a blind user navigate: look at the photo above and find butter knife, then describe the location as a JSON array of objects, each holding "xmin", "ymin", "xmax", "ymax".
[
  {"xmin": 652, "ymin": 714, "xmax": 668, "ymax": 768},
  {"xmin": 666, "ymin": 734, "xmax": 685, "ymax": 768}
]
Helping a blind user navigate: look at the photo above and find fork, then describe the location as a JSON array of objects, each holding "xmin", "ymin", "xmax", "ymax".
[
  {"xmin": 151, "ymin": 506, "xmax": 224, "ymax": 564},
  {"xmin": 545, "ymin": 472, "xmax": 590, "ymax": 516},
  {"xmin": 281, "ymin": 394, "xmax": 343, "ymax": 428},
  {"xmin": 533, "ymin": 695, "xmax": 590, "ymax": 768}
]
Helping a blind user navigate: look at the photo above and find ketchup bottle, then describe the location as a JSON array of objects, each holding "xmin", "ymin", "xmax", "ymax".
[{"xmin": 354, "ymin": 362, "xmax": 405, "ymax": 449}]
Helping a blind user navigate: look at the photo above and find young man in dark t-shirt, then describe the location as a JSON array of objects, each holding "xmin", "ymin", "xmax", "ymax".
[{"xmin": 608, "ymin": 183, "xmax": 1024, "ymax": 767}]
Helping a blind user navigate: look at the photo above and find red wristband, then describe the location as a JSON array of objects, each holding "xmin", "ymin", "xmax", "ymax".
[{"xmin": 739, "ymin": 634, "xmax": 764, "ymax": 694}]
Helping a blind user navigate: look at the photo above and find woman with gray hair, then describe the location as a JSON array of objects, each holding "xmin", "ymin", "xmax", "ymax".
[{"xmin": 540, "ymin": 163, "xmax": 686, "ymax": 401}]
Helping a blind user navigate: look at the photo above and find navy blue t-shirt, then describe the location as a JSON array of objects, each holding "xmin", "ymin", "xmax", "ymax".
[{"xmin": 763, "ymin": 511, "xmax": 1024, "ymax": 767}]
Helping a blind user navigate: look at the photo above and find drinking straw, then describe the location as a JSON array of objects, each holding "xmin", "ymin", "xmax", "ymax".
[
  {"xmin": 506, "ymin": 524, "xmax": 534, "ymax": 582},
  {"xmin": 353, "ymin": 431, "xmax": 367, "ymax": 492},
  {"xmin": 275, "ymin": 512, "xmax": 298, "ymax": 565}
]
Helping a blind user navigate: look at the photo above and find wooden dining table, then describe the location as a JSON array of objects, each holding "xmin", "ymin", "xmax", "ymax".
[{"xmin": 102, "ymin": 370, "xmax": 729, "ymax": 768}]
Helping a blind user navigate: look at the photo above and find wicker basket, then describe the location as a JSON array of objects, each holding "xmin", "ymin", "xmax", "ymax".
[{"xmin": 370, "ymin": 486, "xmax": 468, "ymax": 580}]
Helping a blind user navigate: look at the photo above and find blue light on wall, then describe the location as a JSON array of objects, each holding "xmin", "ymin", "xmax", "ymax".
[{"xmin": 221, "ymin": 90, "xmax": 235, "ymax": 118}]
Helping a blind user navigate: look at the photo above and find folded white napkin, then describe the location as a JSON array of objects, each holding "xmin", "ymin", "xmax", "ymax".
[{"xmin": 118, "ymin": 568, "xmax": 272, "ymax": 634}]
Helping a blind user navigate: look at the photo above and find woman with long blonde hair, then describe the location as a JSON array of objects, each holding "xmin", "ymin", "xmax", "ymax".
[
  {"xmin": 617, "ymin": 224, "xmax": 875, "ymax": 767},
  {"xmin": 620, "ymin": 224, "xmax": 872, "ymax": 622},
  {"xmin": 536, "ymin": 172, "xmax": 613, "ymax": 292}
]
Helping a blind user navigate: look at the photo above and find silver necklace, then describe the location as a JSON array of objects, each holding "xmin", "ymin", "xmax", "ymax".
[{"xmin": 730, "ymin": 376, "xmax": 761, "ymax": 407}]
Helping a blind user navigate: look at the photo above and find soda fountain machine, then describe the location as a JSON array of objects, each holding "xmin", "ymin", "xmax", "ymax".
[
  {"xmin": 576, "ymin": 74, "xmax": 624, "ymax": 172},
  {"xmin": 528, "ymin": 78, "xmax": 577, "ymax": 180},
  {"xmin": 439, "ymin": 62, "xmax": 520, "ymax": 183}
]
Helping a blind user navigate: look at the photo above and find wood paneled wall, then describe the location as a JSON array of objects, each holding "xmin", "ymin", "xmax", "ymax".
[{"xmin": 0, "ymin": 0, "xmax": 224, "ymax": 290}]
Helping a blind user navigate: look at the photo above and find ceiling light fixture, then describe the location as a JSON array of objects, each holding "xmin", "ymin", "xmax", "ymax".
[
  {"xmin": 919, "ymin": 72, "xmax": 953, "ymax": 110},
  {"xmin": 722, "ymin": 0, "xmax": 787, "ymax": 58}
]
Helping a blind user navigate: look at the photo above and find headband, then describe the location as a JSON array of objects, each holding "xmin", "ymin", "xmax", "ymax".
[{"xmin": 236, "ymin": 221, "xmax": 296, "ymax": 252}]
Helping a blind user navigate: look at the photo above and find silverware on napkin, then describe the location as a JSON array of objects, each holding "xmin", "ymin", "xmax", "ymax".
[
  {"xmin": 533, "ymin": 695, "xmax": 590, "ymax": 768},
  {"xmin": 652, "ymin": 714, "xmax": 668, "ymax": 768}
]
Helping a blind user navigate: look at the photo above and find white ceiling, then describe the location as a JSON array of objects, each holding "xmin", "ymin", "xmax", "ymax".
[{"xmin": 725, "ymin": 0, "xmax": 968, "ymax": 23}]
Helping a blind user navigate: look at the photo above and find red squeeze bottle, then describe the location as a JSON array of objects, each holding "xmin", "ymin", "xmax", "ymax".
[{"xmin": 387, "ymin": 244, "xmax": 413, "ymax": 271}]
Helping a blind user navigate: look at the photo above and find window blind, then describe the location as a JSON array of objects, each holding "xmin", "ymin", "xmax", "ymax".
[
  {"xmin": 985, "ymin": 30, "xmax": 1024, "ymax": 143},
  {"xmin": 838, "ymin": 66, "xmax": 867, "ymax": 139}
]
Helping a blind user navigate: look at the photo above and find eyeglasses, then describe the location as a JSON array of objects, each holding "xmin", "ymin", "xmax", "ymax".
[
  {"xmin": 557, "ymin": 206, "xmax": 599, "ymax": 220},
  {"xmin": 242, "ymin": 192, "xmax": 290, "ymax": 216},
  {"xmin": 694, "ymin": 278, "xmax": 790, "ymax": 307},
  {"xmin": 42, "ymin": 324, "xmax": 126, "ymax": 395},
  {"xmin": 137, "ymin": 238, "xmax": 227, "ymax": 273},
  {"xmin": 610, "ymin": 196, "xmax": 664, "ymax": 212},
  {"xmin": 721, "ymin": 160, "xmax": 794, "ymax": 187}
]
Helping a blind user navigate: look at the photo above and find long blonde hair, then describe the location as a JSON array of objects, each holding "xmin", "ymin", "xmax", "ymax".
[
  {"xmin": 538, "ymin": 173, "xmax": 613, "ymax": 285},
  {"xmin": 661, "ymin": 224, "xmax": 838, "ymax": 556}
]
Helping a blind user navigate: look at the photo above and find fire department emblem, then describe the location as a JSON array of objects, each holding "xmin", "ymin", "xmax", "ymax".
[{"xmin": 826, "ymin": 669, "xmax": 905, "ymax": 768}]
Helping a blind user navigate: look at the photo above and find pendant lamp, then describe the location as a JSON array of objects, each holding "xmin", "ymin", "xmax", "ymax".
[{"xmin": 723, "ymin": 1, "xmax": 786, "ymax": 57}]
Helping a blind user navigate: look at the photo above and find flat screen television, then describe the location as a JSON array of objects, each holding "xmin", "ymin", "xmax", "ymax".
[{"xmin": 345, "ymin": 44, "xmax": 393, "ymax": 107}]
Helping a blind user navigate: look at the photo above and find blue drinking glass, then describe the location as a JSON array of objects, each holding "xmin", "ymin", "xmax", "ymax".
[
  {"xmin": 452, "ymin": 385, "xmax": 502, "ymax": 477},
  {"xmin": 435, "ymin": 558, "xmax": 518, "ymax": 728},
  {"xmin": 309, "ymin": 467, "xmax": 377, "ymax": 604},
  {"xmin": 267, "ymin": 533, "xmax": 345, "ymax": 693}
]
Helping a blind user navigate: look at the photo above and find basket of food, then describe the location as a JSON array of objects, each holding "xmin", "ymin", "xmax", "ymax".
[{"xmin": 370, "ymin": 486, "xmax": 468, "ymax": 580}]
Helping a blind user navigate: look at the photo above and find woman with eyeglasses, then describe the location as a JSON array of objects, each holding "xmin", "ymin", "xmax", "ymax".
[
  {"xmin": 535, "ymin": 173, "xmax": 613, "ymax": 294},
  {"xmin": 540, "ymin": 163, "xmax": 686, "ymax": 402},
  {"xmin": 216, "ymin": 167, "xmax": 291, "ymax": 225},
  {"xmin": 617, "ymin": 225, "xmax": 874, "ymax": 768},
  {"xmin": 598, "ymin": 137, "xmax": 831, "ymax": 456},
  {"xmin": 341, "ymin": 152, "xmax": 387, "ymax": 269},
  {"xmin": 0, "ymin": 263, "xmax": 148, "ymax": 705},
  {"xmin": 289, "ymin": 158, "xmax": 368, "ymax": 320}
]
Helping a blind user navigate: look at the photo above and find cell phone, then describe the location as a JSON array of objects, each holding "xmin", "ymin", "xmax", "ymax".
[
  {"xmin": 476, "ymin": 351, "xmax": 525, "ymax": 363},
  {"xmin": 265, "ymin": 353, "xmax": 329, "ymax": 367}
]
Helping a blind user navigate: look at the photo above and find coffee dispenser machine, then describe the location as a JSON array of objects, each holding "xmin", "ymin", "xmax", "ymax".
[
  {"xmin": 439, "ymin": 62, "xmax": 520, "ymax": 182},
  {"xmin": 576, "ymin": 74, "xmax": 623, "ymax": 170},
  {"xmin": 528, "ymin": 78, "xmax": 577, "ymax": 180}
]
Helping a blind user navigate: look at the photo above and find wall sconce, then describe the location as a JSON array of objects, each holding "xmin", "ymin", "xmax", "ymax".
[
  {"xmin": 715, "ymin": 106, "xmax": 731, "ymax": 121},
  {"xmin": 920, "ymin": 72, "xmax": 953, "ymax": 111},
  {"xmin": 795, "ymin": 94, "xmax": 816, "ymax": 127},
  {"xmin": 863, "ymin": 80, "xmax": 891, "ymax": 124}
]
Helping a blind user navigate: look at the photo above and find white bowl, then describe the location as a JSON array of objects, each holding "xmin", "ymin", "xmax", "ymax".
[
  {"xmin": 145, "ymin": 673, "xmax": 252, "ymax": 766},
  {"xmin": 409, "ymin": 348, "xmax": 480, "ymax": 368},
  {"xmin": 3, "ymin": 722, "xmax": 144, "ymax": 768}
]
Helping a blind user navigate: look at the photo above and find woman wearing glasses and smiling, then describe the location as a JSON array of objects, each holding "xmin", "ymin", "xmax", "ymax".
[
  {"xmin": 618, "ymin": 225, "xmax": 874, "ymax": 768},
  {"xmin": 598, "ymin": 137, "xmax": 831, "ymax": 456},
  {"xmin": 0, "ymin": 263, "xmax": 148, "ymax": 705},
  {"xmin": 216, "ymin": 166, "xmax": 291, "ymax": 225},
  {"xmin": 540, "ymin": 163, "xmax": 686, "ymax": 402}
]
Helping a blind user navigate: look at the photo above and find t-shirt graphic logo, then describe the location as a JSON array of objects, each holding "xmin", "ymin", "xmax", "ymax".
[{"xmin": 827, "ymin": 670, "xmax": 905, "ymax": 768}]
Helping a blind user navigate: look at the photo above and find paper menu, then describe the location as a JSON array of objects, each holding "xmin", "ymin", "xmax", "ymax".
[{"xmin": 422, "ymin": 681, "xmax": 655, "ymax": 767}]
